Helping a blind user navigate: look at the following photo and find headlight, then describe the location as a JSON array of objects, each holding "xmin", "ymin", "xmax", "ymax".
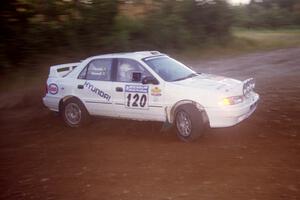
[{"xmin": 220, "ymin": 96, "xmax": 243, "ymax": 106}]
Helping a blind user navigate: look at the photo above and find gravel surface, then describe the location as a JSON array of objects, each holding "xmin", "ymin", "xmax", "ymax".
[{"xmin": 0, "ymin": 48, "xmax": 299, "ymax": 200}]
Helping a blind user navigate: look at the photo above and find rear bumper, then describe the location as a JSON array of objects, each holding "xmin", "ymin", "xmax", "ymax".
[
  {"xmin": 43, "ymin": 95, "xmax": 60, "ymax": 112},
  {"xmin": 206, "ymin": 92, "xmax": 259, "ymax": 128}
]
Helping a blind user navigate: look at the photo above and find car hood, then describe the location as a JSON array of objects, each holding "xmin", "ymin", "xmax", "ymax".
[{"xmin": 172, "ymin": 73, "xmax": 243, "ymax": 94}]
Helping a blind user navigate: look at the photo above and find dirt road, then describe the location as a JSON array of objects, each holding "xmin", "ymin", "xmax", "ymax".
[{"xmin": 0, "ymin": 48, "xmax": 299, "ymax": 200}]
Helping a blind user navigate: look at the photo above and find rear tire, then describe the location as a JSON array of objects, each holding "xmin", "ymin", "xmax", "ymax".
[
  {"xmin": 175, "ymin": 104, "xmax": 208, "ymax": 142},
  {"xmin": 62, "ymin": 98, "xmax": 89, "ymax": 127}
]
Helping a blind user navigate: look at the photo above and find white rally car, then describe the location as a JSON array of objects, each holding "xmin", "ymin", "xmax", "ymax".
[{"xmin": 43, "ymin": 51, "xmax": 259, "ymax": 142}]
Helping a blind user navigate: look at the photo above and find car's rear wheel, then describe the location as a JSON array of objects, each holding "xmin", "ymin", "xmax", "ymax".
[
  {"xmin": 62, "ymin": 98, "xmax": 89, "ymax": 127},
  {"xmin": 175, "ymin": 104, "xmax": 208, "ymax": 142}
]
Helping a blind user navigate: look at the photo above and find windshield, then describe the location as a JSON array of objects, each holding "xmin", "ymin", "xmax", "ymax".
[{"xmin": 144, "ymin": 56, "xmax": 197, "ymax": 82}]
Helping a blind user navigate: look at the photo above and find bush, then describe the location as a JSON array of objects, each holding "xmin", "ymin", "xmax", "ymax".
[
  {"xmin": 142, "ymin": 0, "xmax": 233, "ymax": 49},
  {"xmin": 233, "ymin": 0, "xmax": 300, "ymax": 29},
  {"xmin": 0, "ymin": 0, "xmax": 233, "ymax": 69}
]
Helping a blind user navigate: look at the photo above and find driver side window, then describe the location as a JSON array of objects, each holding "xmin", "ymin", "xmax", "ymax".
[{"xmin": 116, "ymin": 58, "xmax": 150, "ymax": 82}]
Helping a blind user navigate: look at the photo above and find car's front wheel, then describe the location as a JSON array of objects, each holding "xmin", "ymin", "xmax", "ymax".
[
  {"xmin": 175, "ymin": 104, "xmax": 208, "ymax": 142},
  {"xmin": 62, "ymin": 98, "xmax": 89, "ymax": 127}
]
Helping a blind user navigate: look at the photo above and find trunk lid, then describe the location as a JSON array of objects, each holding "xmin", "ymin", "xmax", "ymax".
[{"xmin": 48, "ymin": 62, "xmax": 80, "ymax": 78}]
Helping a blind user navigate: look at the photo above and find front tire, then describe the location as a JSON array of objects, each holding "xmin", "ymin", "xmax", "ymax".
[
  {"xmin": 175, "ymin": 104, "xmax": 208, "ymax": 142},
  {"xmin": 62, "ymin": 98, "xmax": 89, "ymax": 127}
]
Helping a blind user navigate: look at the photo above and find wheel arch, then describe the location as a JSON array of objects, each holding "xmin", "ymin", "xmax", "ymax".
[
  {"xmin": 169, "ymin": 100, "xmax": 209, "ymax": 125},
  {"xmin": 58, "ymin": 95, "xmax": 86, "ymax": 114}
]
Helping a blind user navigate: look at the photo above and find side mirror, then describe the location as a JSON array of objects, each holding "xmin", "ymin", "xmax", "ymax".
[
  {"xmin": 142, "ymin": 76, "xmax": 159, "ymax": 85},
  {"xmin": 132, "ymin": 72, "xmax": 142, "ymax": 82}
]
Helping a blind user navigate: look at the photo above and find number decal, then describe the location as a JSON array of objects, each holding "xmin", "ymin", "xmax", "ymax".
[
  {"xmin": 125, "ymin": 85, "xmax": 149, "ymax": 109},
  {"xmin": 140, "ymin": 94, "xmax": 147, "ymax": 107},
  {"xmin": 126, "ymin": 93, "xmax": 148, "ymax": 109},
  {"xmin": 132, "ymin": 94, "xmax": 139, "ymax": 107},
  {"xmin": 127, "ymin": 93, "xmax": 131, "ymax": 107}
]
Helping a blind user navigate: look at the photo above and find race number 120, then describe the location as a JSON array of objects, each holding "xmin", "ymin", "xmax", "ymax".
[
  {"xmin": 126, "ymin": 93, "xmax": 147, "ymax": 108},
  {"xmin": 125, "ymin": 85, "xmax": 149, "ymax": 109}
]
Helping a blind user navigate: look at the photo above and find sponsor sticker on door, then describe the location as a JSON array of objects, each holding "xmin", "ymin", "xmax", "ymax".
[
  {"xmin": 48, "ymin": 83, "xmax": 59, "ymax": 95},
  {"xmin": 151, "ymin": 87, "xmax": 162, "ymax": 96}
]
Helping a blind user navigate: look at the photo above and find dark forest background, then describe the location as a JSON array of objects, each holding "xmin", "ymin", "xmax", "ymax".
[{"xmin": 1, "ymin": 0, "xmax": 300, "ymax": 69}]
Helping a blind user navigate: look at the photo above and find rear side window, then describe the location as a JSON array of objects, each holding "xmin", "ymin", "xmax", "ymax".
[{"xmin": 78, "ymin": 59, "xmax": 112, "ymax": 81}]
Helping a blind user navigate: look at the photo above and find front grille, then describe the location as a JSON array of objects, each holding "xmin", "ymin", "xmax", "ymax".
[{"xmin": 243, "ymin": 78, "xmax": 255, "ymax": 96}]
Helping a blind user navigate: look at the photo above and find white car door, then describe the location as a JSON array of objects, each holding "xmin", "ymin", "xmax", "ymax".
[
  {"xmin": 74, "ymin": 58, "xmax": 115, "ymax": 117},
  {"xmin": 112, "ymin": 58, "xmax": 166, "ymax": 121}
]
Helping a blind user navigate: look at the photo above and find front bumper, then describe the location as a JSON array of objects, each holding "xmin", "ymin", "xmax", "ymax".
[{"xmin": 206, "ymin": 92, "xmax": 259, "ymax": 128}]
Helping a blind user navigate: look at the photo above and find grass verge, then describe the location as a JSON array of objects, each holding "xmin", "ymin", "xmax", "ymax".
[
  {"xmin": 1, "ymin": 29, "xmax": 300, "ymax": 92},
  {"xmin": 179, "ymin": 28, "xmax": 300, "ymax": 59}
]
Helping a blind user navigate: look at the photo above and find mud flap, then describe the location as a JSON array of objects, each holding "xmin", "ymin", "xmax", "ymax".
[
  {"xmin": 160, "ymin": 107, "xmax": 173, "ymax": 132},
  {"xmin": 160, "ymin": 121, "xmax": 173, "ymax": 132}
]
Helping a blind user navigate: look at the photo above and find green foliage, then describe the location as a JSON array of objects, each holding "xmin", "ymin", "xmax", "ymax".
[
  {"xmin": 142, "ymin": 0, "xmax": 233, "ymax": 49},
  {"xmin": 0, "ymin": 0, "xmax": 235, "ymax": 69},
  {"xmin": 234, "ymin": 0, "xmax": 300, "ymax": 28},
  {"xmin": 0, "ymin": 0, "xmax": 119, "ymax": 67},
  {"xmin": 108, "ymin": 15, "xmax": 144, "ymax": 51},
  {"xmin": 142, "ymin": 1, "xmax": 191, "ymax": 49}
]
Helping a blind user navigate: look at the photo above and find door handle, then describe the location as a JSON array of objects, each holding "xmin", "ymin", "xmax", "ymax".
[
  {"xmin": 116, "ymin": 87, "xmax": 123, "ymax": 92},
  {"xmin": 78, "ymin": 85, "xmax": 84, "ymax": 89}
]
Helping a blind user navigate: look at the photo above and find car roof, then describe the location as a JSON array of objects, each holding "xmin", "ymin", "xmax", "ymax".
[{"xmin": 87, "ymin": 51, "xmax": 166, "ymax": 60}]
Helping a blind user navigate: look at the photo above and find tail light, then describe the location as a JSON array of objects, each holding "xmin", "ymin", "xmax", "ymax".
[{"xmin": 45, "ymin": 83, "xmax": 48, "ymax": 94}]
